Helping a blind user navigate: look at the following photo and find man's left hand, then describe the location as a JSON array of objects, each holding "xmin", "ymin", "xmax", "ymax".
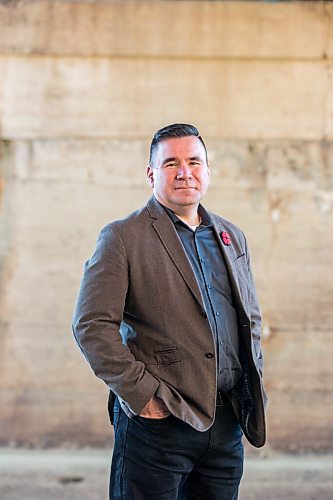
[{"xmin": 139, "ymin": 396, "xmax": 171, "ymax": 419}]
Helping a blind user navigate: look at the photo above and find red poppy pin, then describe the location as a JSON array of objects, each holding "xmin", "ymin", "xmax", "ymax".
[{"xmin": 221, "ymin": 231, "xmax": 231, "ymax": 246}]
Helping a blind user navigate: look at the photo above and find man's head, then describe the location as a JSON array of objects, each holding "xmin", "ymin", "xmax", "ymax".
[
  {"xmin": 149, "ymin": 123, "xmax": 208, "ymax": 166},
  {"xmin": 147, "ymin": 123, "xmax": 210, "ymax": 214}
]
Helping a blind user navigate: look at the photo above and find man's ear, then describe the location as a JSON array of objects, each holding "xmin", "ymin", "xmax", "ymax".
[{"xmin": 146, "ymin": 165, "xmax": 154, "ymax": 188}]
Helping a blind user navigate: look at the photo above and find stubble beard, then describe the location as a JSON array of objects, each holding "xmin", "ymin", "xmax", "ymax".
[{"xmin": 172, "ymin": 188, "xmax": 202, "ymax": 207}]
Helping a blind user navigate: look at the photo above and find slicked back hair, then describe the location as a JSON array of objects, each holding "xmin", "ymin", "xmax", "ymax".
[{"xmin": 149, "ymin": 123, "xmax": 208, "ymax": 166}]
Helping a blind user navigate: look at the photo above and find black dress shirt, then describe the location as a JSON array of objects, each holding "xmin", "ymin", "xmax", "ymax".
[{"xmin": 163, "ymin": 203, "xmax": 243, "ymax": 391}]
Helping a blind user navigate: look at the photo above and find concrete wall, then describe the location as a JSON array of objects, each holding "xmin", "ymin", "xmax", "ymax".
[{"xmin": 0, "ymin": 0, "xmax": 332, "ymax": 451}]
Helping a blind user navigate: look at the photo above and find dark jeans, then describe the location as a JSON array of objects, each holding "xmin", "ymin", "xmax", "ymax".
[{"xmin": 110, "ymin": 395, "xmax": 244, "ymax": 500}]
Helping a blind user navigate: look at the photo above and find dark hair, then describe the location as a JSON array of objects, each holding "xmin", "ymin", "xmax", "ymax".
[{"xmin": 149, "ymin": 123, "xmax": 208, "ymax": 166}]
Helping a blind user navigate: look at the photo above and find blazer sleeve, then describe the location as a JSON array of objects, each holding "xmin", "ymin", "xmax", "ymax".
[
  {"xmin": 72, "ymin": 224, "xmax": 159, "ymax": 415},
  {"xmin": 242, "ymin": 231, "xmax": 264, "ymax": 378}
]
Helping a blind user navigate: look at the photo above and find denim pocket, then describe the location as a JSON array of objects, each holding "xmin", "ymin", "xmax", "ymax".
[{"xmin": 136, "ymin": 413, "xmax": 172, "ymax": 423}]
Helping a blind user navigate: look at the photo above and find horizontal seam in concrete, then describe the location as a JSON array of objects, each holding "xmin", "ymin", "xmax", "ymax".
[
  {"xmin": 6, "ymin": 319, "xmax": 333, "ymax": 333},
  {"xmin": 3, "ymin": 138, "xmax": 333, "ymax": 143},
  {"xmin": 2, "ymin": 135, "xmax": 333, "ymax": 142},
  {"xmin": 0, "ymin": 53, "xmax": 332, "ymax": 63},
  {"xmin": 0, "ymin": 178, "xmax": 149, "ymax": 188},
  {"xmin": 0, "ymin": 138, "xmax": 333, "ymax": 144},
  {"xmin": 268, "ymin": 326, "xmax": 333, "ymax": 333}
]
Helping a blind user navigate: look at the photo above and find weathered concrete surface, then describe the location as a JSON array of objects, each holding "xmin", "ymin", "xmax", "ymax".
[
  {"xmin": 263, "ymin": 330, "xmax": 333, "ymax": 453},
  {"xmin": 0, "ymin": 57, "xmax": 330, "ymax": 139},
  {"xmin": 1, "ymin": 137, "xmax": 333, "ymax": 450},
  {"xmin": 3, "ymin": 138, "xmax": 333, "ymax": 330},
  {"xmin": 0, "ymin": 1, "xmax": 331, "ymax": 59},
  {"xmin": 0, "ymin": 448, "xmax": 333, "ymax": 500},
  {"xmin": 0, "ymin": 1, "xmax": 333, "ymax": 452}
]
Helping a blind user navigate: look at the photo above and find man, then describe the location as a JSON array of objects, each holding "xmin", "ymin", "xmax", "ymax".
[{"xmin": 72, "ymin": 124, "xmax": 267, "ymax": 500}]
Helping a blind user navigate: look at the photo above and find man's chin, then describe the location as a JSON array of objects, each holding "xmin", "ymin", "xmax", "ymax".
[{"xmin": 173, "ymin": 195, "xmax": 201, "ymax": 206}]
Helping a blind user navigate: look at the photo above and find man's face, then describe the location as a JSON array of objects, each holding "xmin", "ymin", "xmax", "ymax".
[{"xmin": 147, "ymin": 135, "xmax": 210, "ymax": 212}]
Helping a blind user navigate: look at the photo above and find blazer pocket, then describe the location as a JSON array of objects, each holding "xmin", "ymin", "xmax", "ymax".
[
  {"xmin": 154, "ymin": 347, "xmax": 181, "ymax": 365},
  {"xmin": 234, "ymin": 253, "xmax": 246, "ymax": 261}
]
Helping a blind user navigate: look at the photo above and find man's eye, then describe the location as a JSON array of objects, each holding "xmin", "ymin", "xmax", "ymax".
[
  {"xmin": 164, "ymin": 163, "xmax": 177, "ymax": 168},
  {"xmin": 190, "ymin": 161, "xmax": 200, "ymax": 167}
]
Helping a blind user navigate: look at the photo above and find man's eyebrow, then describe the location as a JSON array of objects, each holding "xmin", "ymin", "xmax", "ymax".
[
  {"xmin": 161, "ymin": 157, "xmax": 178, "ymax": 165},
  {"xmin": 161, "ymin": 155, "xmax": 203, "ymax": 165}
]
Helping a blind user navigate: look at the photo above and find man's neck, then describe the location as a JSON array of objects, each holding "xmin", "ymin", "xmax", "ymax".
[
  {"xmin": 156, "ymin": 198, "xmax": 200, "ymax": 226},
  {"xmin": 173, "ymin": 207, "xmax": 200, "ymax": 226}
]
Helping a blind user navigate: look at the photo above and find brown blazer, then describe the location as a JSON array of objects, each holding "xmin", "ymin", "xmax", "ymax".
[{"xmin": 72, "ymin": 196, "xmax": 267, "ymax": 448}]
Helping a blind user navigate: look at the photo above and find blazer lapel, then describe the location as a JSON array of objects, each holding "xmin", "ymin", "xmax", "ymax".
[{"xmin": 146, "ymin": 197, "xmax": 206, "ymax": 311}]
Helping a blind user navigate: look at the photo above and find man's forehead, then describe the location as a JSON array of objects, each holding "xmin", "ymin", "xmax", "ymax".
[{"xmin": 155, "ymin": 136, "xmax": 206, "ymax": 159}]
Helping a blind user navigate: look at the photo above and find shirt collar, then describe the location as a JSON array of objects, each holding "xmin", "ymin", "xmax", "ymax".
[{"xmin": 158, "ymin": 201, "xmax": 212, "ymax": 229}]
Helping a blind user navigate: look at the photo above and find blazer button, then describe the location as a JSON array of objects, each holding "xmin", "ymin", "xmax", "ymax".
[
  {"xmin": 205, "ymin": 352, "xmax": 214, "ymax": 359},
  {"xmin": 201, "ymin": 311, "xmax": 207, "ymax": 319}
]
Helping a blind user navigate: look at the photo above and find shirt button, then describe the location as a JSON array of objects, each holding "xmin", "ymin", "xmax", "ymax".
[
  {"xmin": 201, "ymin": 311, "xmax": 207, "ymax": 319},
  {"xmin": 216, "ymin": 312, "xmax": 220, "ymax": 316},
  {"xmin": 220, "ymin": 341, "xmax": 223, "ymax": 346},
  {"xmin": 207, "ymin": 284, "xmax": 212, "ymax": 289},
  {"xmin": 205, "ymin": 352, "xmax": 214, "ymax": 359},
  {"xmin": 200, "ymin": 257, "xmax": 205, "ymax": 262},
  {"xmin": 219, "ymin": 369, "xmax": 223, "ymax": 374}
]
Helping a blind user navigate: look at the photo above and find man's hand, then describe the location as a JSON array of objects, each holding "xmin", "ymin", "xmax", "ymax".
[{"xmin": 139, "ymin": 396, "xmax": 171, "ymax": 419}]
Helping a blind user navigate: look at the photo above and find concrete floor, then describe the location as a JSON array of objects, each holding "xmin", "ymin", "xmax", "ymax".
[{"xmin": 0, "ymin": 448, "xmax": 333, "ymax": 500}]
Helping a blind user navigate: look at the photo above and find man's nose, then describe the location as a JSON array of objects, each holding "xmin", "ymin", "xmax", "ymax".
[{"xmin": 176, "ymin": 163, "xmax": 192, "ymax": 179}]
